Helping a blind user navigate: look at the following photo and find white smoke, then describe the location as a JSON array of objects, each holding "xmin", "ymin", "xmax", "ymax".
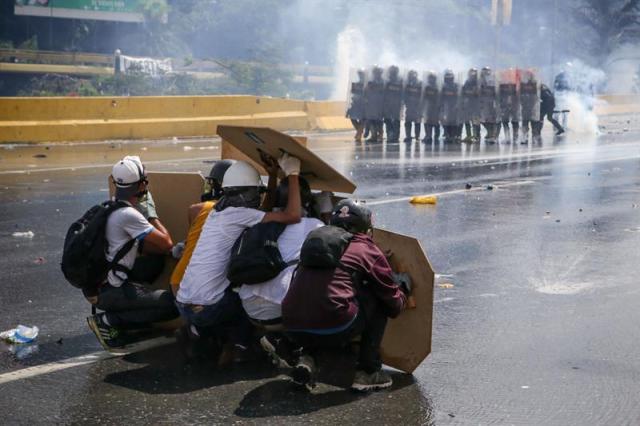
[
  {"xmin": 331, "ymin": 26, "xmax": 366, "ymax": 100},
  {"xmin": 605, "ymin": 44, "xmax": 640, "ymax": 94},
  {"xmin": 556, "ymin": 59, "xmax": 606, "ymax": 134}
]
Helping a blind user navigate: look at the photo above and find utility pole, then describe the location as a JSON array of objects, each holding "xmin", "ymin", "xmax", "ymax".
[
  {"xmin": 550, "ymin": 0, "xmax": 558, "ymax": 84},
  {"xmin": 491, "ymin": 0, "xmax": 512, "ymax": 70}
]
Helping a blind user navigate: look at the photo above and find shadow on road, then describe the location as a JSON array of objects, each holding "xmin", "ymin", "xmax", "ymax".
[{"xmin": 234, "ymin": 372, "xmax": 416, "ymax": 418}]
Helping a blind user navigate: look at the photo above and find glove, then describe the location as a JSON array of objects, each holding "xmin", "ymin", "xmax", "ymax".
[
  {"xmin": 314, "ymin": 191, "xmax": 334, "ymax": 214},
  {"xmin": 136, "ymin": 191, "xmax": 158, "ymax": 220},
  {"xmin": 171, "ymin": 241, "xmax": 185, "ymax": 259},
  {"xmin": 278, "ymin": 152, "xmax": 300, "ymax": 177},
  {"xmin": 392, "ymin": 272, "xmax": 412, "ymax": 295}
]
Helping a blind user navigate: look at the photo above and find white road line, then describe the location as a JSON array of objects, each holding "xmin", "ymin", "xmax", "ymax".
[
  {"xmin": 365, "ymin": 178, "xmax": 544, "ymax": 206},
  {"xmin": 0, "ymin": 336, "xmax": 176, "ymax": 385}
]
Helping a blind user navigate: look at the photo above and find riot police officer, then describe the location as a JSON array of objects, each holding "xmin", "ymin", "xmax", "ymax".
[
  {"xmin": 498, "ymin": 69, "xmax": 520, "ymax": 143},
  {"xmin": 461, "ymin": 68, "xmax": 481, "ymax": 143},
  {"xmin": 383, "ymin": 65, "xmax": 403, "ymax": 142},
  {"xmin": 403, "ymin": 70, "xmax": 422, "ymax": 142},
  {"xmin": 364, "ymin": 65, "xmax": 385, "ymax": 142},
  {"xmin": 519, "ymin": 69, "xmax": 540, "ymax": 144},
  {"xmin": 346, "ymin": 68, "xmax": 367, "ymax": 142},
  {"xmin": 422, "ymin": 72, "xmax": 440, "ymax": 144},
  {"xmin": 440, "ymin": 69, "xmax": 460, "ymax": 143},
  {"xmin": 479, "ymin": 67, "xmax": 499, "ymax": 143}
]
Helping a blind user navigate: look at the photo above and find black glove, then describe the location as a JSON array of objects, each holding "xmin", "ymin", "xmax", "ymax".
[{"xmin": 392, "ymin": 272, "xmax": 412, "ymax": 295}]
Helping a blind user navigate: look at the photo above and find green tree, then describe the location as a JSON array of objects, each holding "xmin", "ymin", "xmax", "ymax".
[{"xmin": 572, "ymin": 0, "xmax": 640, "ymax": 61}]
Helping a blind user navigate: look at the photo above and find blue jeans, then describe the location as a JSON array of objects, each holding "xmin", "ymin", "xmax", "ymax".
[{"xmin": 176, "ymin": 289, "xmax": 253, "ymax": 347}]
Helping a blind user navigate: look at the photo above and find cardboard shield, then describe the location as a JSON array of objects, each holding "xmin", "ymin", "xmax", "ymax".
[
  {"xmin": 216, "ymin": 125, "xmax": 356, "ymax": 194},
  {"xmin": 373, "ymin": 228, "xmax": 435, "ymax": 374}
]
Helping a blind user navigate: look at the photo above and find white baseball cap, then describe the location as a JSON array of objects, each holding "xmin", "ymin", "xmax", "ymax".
[
  {"xmin": 112, "ymin": 156, "xmax": 146, "ymax": 199},
  {"xmin": 112, "ymin": 156, "xmax": 145, "ymax": 187}
]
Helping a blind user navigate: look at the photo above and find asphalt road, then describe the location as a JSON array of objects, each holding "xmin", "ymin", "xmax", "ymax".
[{"xmin": 1, "ymin": 116, "xmax": 640, "ymax": 425}]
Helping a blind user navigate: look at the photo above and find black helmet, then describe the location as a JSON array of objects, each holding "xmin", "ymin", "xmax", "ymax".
[
  {"xmin": 208, "ymin": 159, "xmax": 235, "ymax": 185},
  {"xmin": 275, "ymin": 175, "xmax": 313, "ymax": 211},
  {"xmin": 330, "ymin": 199, "xmax": 372, "ymax": 233},
  {"xmin": 202, "ymin": 159, "xmax": 235, "ymax": 202}
]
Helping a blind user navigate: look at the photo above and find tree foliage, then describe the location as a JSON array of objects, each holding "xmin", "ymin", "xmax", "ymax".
[{"xmin": 572, "ymin": 0, "xmax": 640, "ymax": 61}]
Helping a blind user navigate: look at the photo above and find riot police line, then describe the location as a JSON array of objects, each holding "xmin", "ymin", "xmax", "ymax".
[{"xmin": 346, "ymin": 65, "xmax": 565, "ymax": 145}]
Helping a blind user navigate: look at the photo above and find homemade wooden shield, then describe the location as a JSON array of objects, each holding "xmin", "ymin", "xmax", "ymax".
[
  {"xmin": 374, "ymin": 228, "xmax": 435, "ymax": 374},
  {"xmin": 217, "ymin": 125, "xmax": 356, "ymax": 194}
]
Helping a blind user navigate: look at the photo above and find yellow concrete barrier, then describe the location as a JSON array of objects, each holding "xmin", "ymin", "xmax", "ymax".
[{"xmin": 0, "ymin": 95, "xmax": 352, "ymax": 143}]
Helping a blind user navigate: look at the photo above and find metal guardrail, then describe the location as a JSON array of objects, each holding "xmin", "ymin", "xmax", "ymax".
[{"xmin": 0, "ymin": 48, "xmax": 113, "ymax": 66}]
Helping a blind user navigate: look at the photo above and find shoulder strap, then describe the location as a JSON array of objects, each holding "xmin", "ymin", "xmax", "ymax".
[{"xmin": 104, "ymin": 200, "xmax": 137, "ymax": 276}]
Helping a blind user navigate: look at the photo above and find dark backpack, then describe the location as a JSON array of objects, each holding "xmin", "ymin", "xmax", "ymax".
[
  {"xmin": 299, "ymin": 225, "xmax": 353, "ymax": 269},
  {"xmin": 227, "ymin": 222, "xmax": 294, "ymax": 285},
  {"xmin": 61, "ymin": 201, "xmax": 135, "ymax": 294}
]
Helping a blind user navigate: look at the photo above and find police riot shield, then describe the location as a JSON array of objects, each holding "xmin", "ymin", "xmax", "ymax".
[
  {"xmin": 382, "ymin": 65, "xmax": 404, "ymax": 122},
  {"xmin": 403, "ymin": 69, "xmax": 423, "ymax": 123},
  {"xmin": 364, "ymin": 65, "xmax": 385, "ymax": 122},
  {"xmin": 439, "ymin": 69, "xmax": 460, "ymax": 127},
  {"xmin": 460, "ymin": 68, "xmax": 481, "ymax": 125},
  {"xmin": 518, "ymin": 68, "xmax": 541, "ymax": 122},
  {"xmin": 422, "ymin": 71, "xmax": 440, "ymax": 125},
  {"xmin": 498, "ymin": 68, "xmax": 520, "ymax": 123},
  {"xmin": 345, "ymin": 68, "xmax": 367, "ymax": 121},
  {"xmin": 479, "ymin": 67, "xmax": 498, "ymax": 124}
]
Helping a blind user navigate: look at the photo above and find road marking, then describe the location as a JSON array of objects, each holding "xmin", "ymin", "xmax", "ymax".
[
  {"xmin": 0, "ymin": 336, "xmax": 175, "ymax": 385},
  {"xmin": 365, "ymin": 178, "xmax": 544, "ymax": 206}
]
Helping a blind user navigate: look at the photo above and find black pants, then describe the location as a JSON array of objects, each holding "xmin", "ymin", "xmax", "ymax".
[
  {"xmin": 541, "ymin": 111, "xmax": 564, "ymax": 133},
  {"xmin": 384, "ymin": 118, "xmax": 400, "ymax": 142},
  {"xmin": 287, "ymin": 290, "xmax": 388, "ymax": 374},
  {"xmin": 97, "ymin": 255, "xmax": 178, "ymax": 328}
]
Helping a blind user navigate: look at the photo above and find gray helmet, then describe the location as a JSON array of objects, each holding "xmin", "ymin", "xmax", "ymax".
[
  {"xmin": 468, "ymin": 68, "xmax": 478, "ymax": 80},
  {"xmin": 444, "ymin": 69, "xmax": 455, "ymax": 84},
  {"xmin": 427, "ymin": 72, "xmax": 438, "ymax": 86},
  {"xmin": 408, "ymin": 69, "xmax": 418, "ymax": 82},
  {"xmin": 372, "ymin": 65, "xmax": 383, "ymax": 79},
  {"xmin": 330, "ymin": 199, "xmax": 372, "ymax": 233},
  {"xmin": 357, "ymin": 68, "xmax": 366, "ymax": 80},
  {"xmin": 388, "ymin": 65, "xmax": 400, "ymax": 79}
]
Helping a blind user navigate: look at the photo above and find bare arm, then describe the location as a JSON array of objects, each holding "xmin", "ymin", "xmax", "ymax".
[{"xmin": 142, "ymin": 218, "xmax": 173, "ymax": 254}]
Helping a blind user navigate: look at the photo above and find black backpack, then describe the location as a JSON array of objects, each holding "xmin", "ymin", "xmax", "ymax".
[
  {"xmin": 61, "ymin": 200, "xmax": 136, "ymax": 294},
  {"xmin": 227, "ymin": 222, "xmax": 295, "ymax": 285},
  {"xmin": 299, "ymin": 225, "xmax": 353, "ymax": 269}
]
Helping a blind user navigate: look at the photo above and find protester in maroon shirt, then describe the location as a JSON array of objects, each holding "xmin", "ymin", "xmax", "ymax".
[{"xmin": 278, "ymin": 199, "xmax": 408, "ymax": 392}]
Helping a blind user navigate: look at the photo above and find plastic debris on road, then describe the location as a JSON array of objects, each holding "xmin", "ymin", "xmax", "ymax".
[
  {"xmin": 438, "ymin": 283, "xmax": 454, "ymax": 289},
  {"xmin": 12, "ymin": 231, "xmax": 34, "ymax": 238},
  {"xmin": 409, "ymin": 195, "xmax": 437, "ymax": 205},
  {"xmin": 0, "ymin": 325, "xmax": 39, "ymax": 344}
]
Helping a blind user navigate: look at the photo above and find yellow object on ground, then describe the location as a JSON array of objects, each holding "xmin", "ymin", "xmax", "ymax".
[
  {"xmin": 170, "ymin": 201, "xmax": 215, "ymax": 291},
  {"xmin": 409, "ymin": 195, "xmax": 438, "ymax": 205}
]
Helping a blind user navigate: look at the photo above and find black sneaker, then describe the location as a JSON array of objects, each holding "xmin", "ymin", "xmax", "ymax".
[
  {"xmin": 260, "ymin": 333, "xmax": 297, "ymax": 369},
  {"xmin": 292, "ymin": 354, "xmax": 316, "ymax": 390},
  {"xmin": 556, "ymin": 128, "xmax": 565, "ymax": 136},
  {"xmin": 351, "ymin": 369, "xmax": 393, "ymax": 392},
  {"xmin": 87, "ymin": 314, "xmax": 126, "ymax": 351}
]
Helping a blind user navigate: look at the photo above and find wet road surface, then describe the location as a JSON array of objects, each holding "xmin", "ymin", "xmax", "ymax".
[{"xmin": 1, "ymin": 116, "xmax": 640, "ymax": 425}]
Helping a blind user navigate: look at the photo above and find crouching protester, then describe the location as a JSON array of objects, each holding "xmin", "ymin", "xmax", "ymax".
[
  {"xmin": 235, "ymin": 177, "xmax": 324, "ymax": 348},
  {"xmin": 174, "ymin": 154, "xmax": 302, "ymax": 361},
  {"xmin": 169, "ymin": 160, "xmax": 235, "ymax": 296},
  {"xmin": 86, "ymin": 156, "xmax": 180, "ymax": 350},
  {"xmin": 279, "ymin": 200, "xmax": 409, "ymax": 392}
]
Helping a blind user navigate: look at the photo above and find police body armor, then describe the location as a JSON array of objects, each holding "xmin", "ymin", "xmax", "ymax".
[
  {"xmin": 480, "ymin": 84, "xmax": 498, "ymax": 123},
  {"xmin": 461, "ymin": 81, "xmax": 480, "ymax": 122},
  {"xmin": 383, "ymin": 79, "xmax": 403, "ymax": 120},
  {"xmin": 364, "ymin": 80, "xmax": 384, "ymax": 121},
  {"xmin": 499, "ymin": 84, "xmax": 519, "ymax": 122},
  {"xmin": 423, "ymin": 86, "xmax": 440, "ymax": 125},
  {"xmin": 519, "ymin": 81, "xmax": 538, "ymax": 122},
  {"xmin": 346, "ymin": 81, "xmax": 365, "ymax": 121},
  {"xmin": 440, "ymin": 83, "xmax": 459, "ymax": 126},
  {"xmin": 403, "ymin": 82, "xmax": 422, "ymax": 122}
]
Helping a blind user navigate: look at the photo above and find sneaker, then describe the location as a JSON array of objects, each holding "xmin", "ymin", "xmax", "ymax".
[
  {"xmin": 260, "ymin": 333, "xmax": 297, "ymax": 369},
  {"xmin": 351, "ymin": 369, "xmax": 393, "ymax": 392},
  {"xmin": 292, "ymin": 354, "xmax": 316, "ymax": 389},
  {"xmin": 87, "ymin": 314, "xmax": 126, "ymax": 351},
  {"xmin": 556, "ymin": 128, "xmax": 565, "ymax": 136}
]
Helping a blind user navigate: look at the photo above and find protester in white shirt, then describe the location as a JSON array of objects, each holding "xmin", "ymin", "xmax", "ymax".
[
  {"xmin": 87, "ymin": 156, "xmax": 179, "ymax": 351},
  {"xmin": 175, "ymin": 154, "xmax": 302, "ymax": 356}
]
